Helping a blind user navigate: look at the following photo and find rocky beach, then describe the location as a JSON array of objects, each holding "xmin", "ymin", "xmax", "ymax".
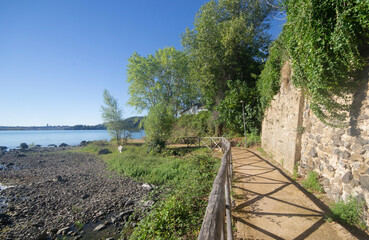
[{"xmin": 0, "ymin": 146, "xmax": 152, "ymax": 240}]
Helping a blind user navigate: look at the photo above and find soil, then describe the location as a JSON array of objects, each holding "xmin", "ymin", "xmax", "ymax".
[{"xmin": 0, "ymin": 147, "xmax": 151, "ymax": 240}]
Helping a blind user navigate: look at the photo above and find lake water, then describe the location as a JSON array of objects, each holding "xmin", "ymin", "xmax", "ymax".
[{"xmin": 0, "ymin": 130, "xmax": 145, "ymax": 149}]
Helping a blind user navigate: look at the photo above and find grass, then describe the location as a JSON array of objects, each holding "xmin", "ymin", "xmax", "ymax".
[
  {"xmin": 75, "ymin": 220, "xmax": 84, "ymax": 230},
  {"xmin": 328, "ymin": 196, "xmax": 366, "ymax": 230},
  {"xmin": 82, "ymin": 142, "xmax": 220, "ymax": 239},
  {"xmin": 302, "ymin": 171, "xmax": 324, "ymax": 193}
]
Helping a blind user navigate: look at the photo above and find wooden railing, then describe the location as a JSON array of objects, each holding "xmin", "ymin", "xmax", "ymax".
[{"xmin": 196, "ymin": 137, "xmax": 233, "ymax": 240}]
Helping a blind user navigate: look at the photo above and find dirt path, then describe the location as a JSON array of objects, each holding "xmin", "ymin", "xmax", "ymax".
[{"xmin": 232, "ymin": 147, "xmax": 365, "ymax": 240}]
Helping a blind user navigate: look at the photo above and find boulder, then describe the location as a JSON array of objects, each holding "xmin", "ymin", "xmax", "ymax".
[
  {"xmin": 0, "ymin": 146, "xmax": 7, "ymax": 152},
  {"xmin": 93, "ymin": 223, "xmax": 106, "ymax": 231},
  {"xmin": 142, "ymin": 183, "xmax": 153, "ymax": 191},
  {"xmin": 98, "ymin": 149, "xmax": 111, "ymax": 155},
  {"xmin": 20, "ymin": 143, "xmax": 28, "ymax": 149},
  {"xmin": 59, "ymin": 143, "xmax": 68, "ymax": 147},
  {"xmin": 0, "ymin": 213, "xmax": 11, "ymax": 225},
  {"xmin": 48, "ymin": 144, "xmax": 57, "ymax": 147}
]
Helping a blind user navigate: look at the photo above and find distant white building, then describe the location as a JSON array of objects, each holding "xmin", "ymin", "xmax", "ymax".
[{"xmin": 179, "ymin": 103, "xmax": 207, "ymax": 117}]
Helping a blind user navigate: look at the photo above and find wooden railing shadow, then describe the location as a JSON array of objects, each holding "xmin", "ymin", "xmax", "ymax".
[{"xmin": 233, "ymin": 149, "xmax": 369, "ymax": 239}]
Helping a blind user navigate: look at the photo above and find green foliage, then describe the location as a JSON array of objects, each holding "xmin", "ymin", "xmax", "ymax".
[
  {"xmin": 79, "ymin": 140, "xmax": 112, "ymax": 154},
  {"xmin": 302, "ymin": 171, "xmax": 324, "ymax": 193},
  {"xmin": 144, "ymin": 104, "xmax": 175, "ymax": 153},
  {"xmin": 109, "ymin": 148, "xmax": 220, "ymax": 239},
  {"xmin": 329, "ymin": 196, "xmax": 366, "ymax": 228},
  {"xmin": 216, "ymin": 80, "xmax": 260, "ymax": 135},
  {"xmin": 74, "ymin": 220, "xmax": 84, "ymax": 230},
  {"xmin": 257, "ymin": 35, "xmax": 287, "ymax": 112},
  {"xmin": 171, "ymin": 111, "xmax": 214, "ymax": 141},
  {"xmin": 292, "ymin": 162, "xmax": 299, "ymax": 180},
  {"xmin": 101, "ymin": 89, "xmax": 125, "ymax": 145},
  {"xmin": 127, "ymin": 47, "xmax": 200, "ymax": 114},
  {"xmin": 282, "ymin": 0, "xmax": 369, "ymax": 125},
  {"xmin": 181, "ymin": 0, "xmax": 275, "ymax": 107}
]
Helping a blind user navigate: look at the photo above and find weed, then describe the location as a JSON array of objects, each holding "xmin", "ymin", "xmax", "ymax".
[
  {"xmin": 72, "ymin": 205, "xmax": 82, "ymax": 213},
  {"xmin": 280, "ymin": 159, "xmax": 284, "ymax": 167},
  {"xmin": 296, "ymin": 126, "xmax": 306, "ymax": 135},
  {"xmin": 329, "ymin": 196, "xmax": 366, "ymax": 229},
  {"xmin": 292, "ymin": 162, "xmax": 299, "ymax": 180},
  {"xmin": 302, "ymin": 171, "xmax": 324, "ymax": 193},
  {"xmin": 257, "ymin": 147, "xmax": 266, "ymax": 156},
  {"xmin": 75, "ymin": 220, "xmax": 84, "ymax": 230},
  {"xmin": 246, "ymin": 133, "xmax": 261, "ymax": 147}
]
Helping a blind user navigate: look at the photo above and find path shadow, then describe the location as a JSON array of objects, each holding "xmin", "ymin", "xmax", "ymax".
[{"xmin": 232, "ymin": 149, "xmax": 369, "ymax": 239}]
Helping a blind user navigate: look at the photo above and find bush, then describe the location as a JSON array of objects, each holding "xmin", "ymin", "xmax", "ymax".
[
  {"xmin": 144, "ymin": 104, "xmax": 175, "ymax": 152},
  {"xmin": 329, "ymin": 196, "xmax": 366, "ymax": 228},
  {"xmin": 171, "ymin": 111, "xmax": 214, "ymax": 142}
]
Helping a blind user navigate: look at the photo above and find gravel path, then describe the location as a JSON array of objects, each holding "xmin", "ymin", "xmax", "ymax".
[{"xmin": 0, "ymin": 147, "xmax": 151, "ymax": 240}]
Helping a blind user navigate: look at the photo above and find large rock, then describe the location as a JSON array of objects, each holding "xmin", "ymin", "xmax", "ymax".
[
  {"xmin": 98, "ymin": 149, "xmax": 111, "ymax": 155},
  {"xmin": 59, "ymin": 143, "xmax": 68, "ymax": 147},
  {"xmin": 93, "ymin": 223, "xmax": 106, "ymax": 231},
  {"xmin": 20, "ymin": 143, "xmax": 28, "ymax": 149}
]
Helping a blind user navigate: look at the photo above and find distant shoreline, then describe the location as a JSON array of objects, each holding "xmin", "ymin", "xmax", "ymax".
[{"xmin": 0, "ymin": 125, "xmax": 106, "ymax": 131}]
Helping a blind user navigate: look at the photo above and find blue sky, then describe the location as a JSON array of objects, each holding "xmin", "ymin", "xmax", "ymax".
[{"xmin": 0, "ymin": 0, "xmax": 284, "ymax": 126}]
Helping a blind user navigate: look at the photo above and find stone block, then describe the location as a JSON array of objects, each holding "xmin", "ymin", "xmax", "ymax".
[
  {"xmin": 350, "ymin": 179, "xmax": 360, "ymax": 188},
  {"xmin": 353, "ymin": 170, "xmax": 360, "ymax": 180},
  {"xmin": 357, "ymin": 137, "xmax": 369, "ymax": 146},
  {"xmin": 352, "ymin": 143, "xmax": 365, "ymax": 154},
  {"xmin": 359, "ymin": 164, "xmax": 369, "ymax": 174},
  {"xmin": 309, "ymin": 147, "xmax": 318, "ymax": 157},
  {"xmin": 344, "ymin": 142, "xmax": 352, "ymax": 148},
  {"xmin": 334, "ymin": 149, "xmax": 342, "ymax": 157},
  {"xmin": 342, "ymin": 151, "xmax": 351, "ymax": 159},
  {"xmin": 342, "ymin": 171, "xmax": 353, "ymax": 184},
  {"xmin": 360, "ymin": 175, "xmax": 369, "ymax": 191},
  {"xmin": 350, "ymin": 153, "xmax": 365, "ymax": 162}
]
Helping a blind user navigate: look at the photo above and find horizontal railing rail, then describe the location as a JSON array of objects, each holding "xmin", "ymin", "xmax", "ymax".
[{"xmin": 194, "ymin": 137, "xmax": 233, "ymax": 240}]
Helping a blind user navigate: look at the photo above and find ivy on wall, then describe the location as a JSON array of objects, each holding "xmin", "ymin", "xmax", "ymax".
[{"xmin": 258, "ymin": 0, "xmax": 369, "ymax": 125}]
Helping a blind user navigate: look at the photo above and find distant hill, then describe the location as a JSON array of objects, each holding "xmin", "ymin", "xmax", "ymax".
[
  {"xmin": 0, "ymin": 117, "xmax": 144, "ymax": 131},
  {"xmin": 0, "ymin": 124, "xmax": 107, "ymax": 131},
  {"xmin": 123, "ymin": 116, "xmax": 144, "ymax": 131}
]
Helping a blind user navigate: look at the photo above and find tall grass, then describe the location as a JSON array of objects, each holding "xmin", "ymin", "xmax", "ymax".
[{"xmin": 84, "ymin": 143, "xmax": 220, "ymax": 239}]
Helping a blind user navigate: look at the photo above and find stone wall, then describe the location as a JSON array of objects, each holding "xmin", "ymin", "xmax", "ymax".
[
  {"xmin": 261, "ymin": 62, "xmax": 304, "ymax": 173},
  {"xmin": 299, "ymin": 68, "xmax": 369, "ymax": 212},
  {"xmin": 261, "ymin": 63, "xmax": 369, "ymax": 223}
]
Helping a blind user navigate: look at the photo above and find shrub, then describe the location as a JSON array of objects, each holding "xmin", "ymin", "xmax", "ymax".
[
  {"xmin": 171, "ymin": 111, "xmax": 214, "ymax": 142},
  {"xmin": 302, "ymin": 171, "xmax": 324, "ymax": 193},
  {"xmin": 329, "ymin": 196, "xmax": 366, "ymax": 228}
]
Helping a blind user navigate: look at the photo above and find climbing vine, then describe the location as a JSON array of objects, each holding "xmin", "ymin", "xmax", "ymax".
[
  {"xmin": 257, "ymin": 34, "xmax": 287, "ymax": 112},
  {"xmin": 258, "ymin": 0, "xmax": 369, "ymax": 125}
]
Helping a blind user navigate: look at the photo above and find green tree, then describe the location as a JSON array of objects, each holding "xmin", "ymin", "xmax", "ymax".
[
  {"xmin": 216, "ymin": 80, "xmax": 260, "ymax": 135},
  {"xmin": 144, "ymin": 104, "xmax": 175, "ymax": 153},
  {"xmin": 101, "ymin": 89, "xmax": 124, "ymax": 145},
  {"xmin": 181, "ymin": 0, "xmax": 275, "ymax": 107},
  {"xmin": 127, "ymin": 47, "xmax": 200, "ymax": 115}
]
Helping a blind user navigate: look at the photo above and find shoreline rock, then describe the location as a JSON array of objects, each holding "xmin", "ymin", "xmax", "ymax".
[{"xmin": 0, "ymin": 147, "xmax": 150, "ymax": 239}]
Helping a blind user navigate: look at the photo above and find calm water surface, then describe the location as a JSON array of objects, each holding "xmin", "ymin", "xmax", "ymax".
[{"xmin": 0, "ymin": 130, "xmax": 144, "ymax": 149}]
